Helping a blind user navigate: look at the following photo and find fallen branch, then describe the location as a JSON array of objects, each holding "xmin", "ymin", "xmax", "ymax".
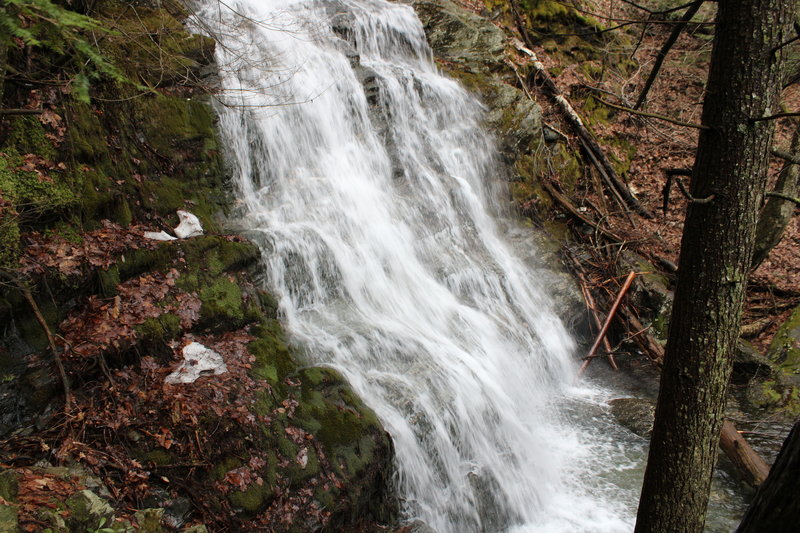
[
  {"xmin": 579, "ymin": 278, "xmax": 619, "ymax": 372},
  {"xmin": 765, "ymin": 191, "xmax": 800, "ymax": 205},
  {"xmin": 510, "ymin": 39, "xmax": 654, "ymax": 219},
  {"xmin": 720, "ymin": 419, "xmax": 771, "ymax": 487},
  {"xmin": 579, "ymin": 271, "xmax": 636, "ymax": 374},
  {"xmin": 541, "ymin": 179, "xmax": 623, "ymax": 242}
]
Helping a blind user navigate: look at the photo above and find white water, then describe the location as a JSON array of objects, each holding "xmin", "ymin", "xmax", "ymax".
[{"xmin": 200, "ymin": 0, "xmax": 649, "ymax": 530}]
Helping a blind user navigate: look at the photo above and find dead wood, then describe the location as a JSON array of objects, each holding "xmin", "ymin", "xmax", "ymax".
[
  {"xmin": 720, "ymin": 419, "xmax": 771, "ymax": 487},
  {"xmin": 579, "ymin": 271, "xmax": 635, "ymax": 374}
]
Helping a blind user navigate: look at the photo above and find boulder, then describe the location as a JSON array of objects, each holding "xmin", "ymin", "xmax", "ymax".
[
  {"xmin": 65, "ymin": 490, "xmax": 115, "ymax": 533},
  {"xmin": 609, "ymin": 398, "xmax": 655, "ymax": 438}
]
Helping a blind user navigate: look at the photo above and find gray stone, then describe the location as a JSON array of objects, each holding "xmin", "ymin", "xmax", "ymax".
[
  {"xmin": 414, "ymin": 0, "xmax": 506, "ymax": 69},
  {"xmin": 609, "ymin": 398, "xmax": 655, "ymax": 438},
  {"xmin": 66, "ymin": 489, "xmax": 115, "ymax": 533}
]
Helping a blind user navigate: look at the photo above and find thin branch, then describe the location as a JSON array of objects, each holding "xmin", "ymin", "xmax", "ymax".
[
  {"xmin": 766, "ymin": 191, "xmax": 800, "ymax": 205},
  {"xmin": 635, "ymin": 1, "xmax": 704, "ymax": 109},
  {"xmin": 0, "ymin": 108, "xmax": 44, "ymax": 115},
  {"xmin": 592, "ymin": 94, "xmax": 709, "ymax": 129},
  {"xmin": 752, "ymin": 111, "xmax": 800, "ymax": 122},
  {"xmin": 771, "ymin": 148, "xmax": 800, "ymax": 165}
]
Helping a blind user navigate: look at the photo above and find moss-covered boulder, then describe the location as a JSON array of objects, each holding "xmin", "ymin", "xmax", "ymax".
[{"xmin": 748, "ymin": 305, "xmax": 800, "ymax": 417}]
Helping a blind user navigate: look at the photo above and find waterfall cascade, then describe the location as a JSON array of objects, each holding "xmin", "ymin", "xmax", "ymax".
[{"xmin": 201, "ymin": 0, "xmax": 651, "ymax": 530}]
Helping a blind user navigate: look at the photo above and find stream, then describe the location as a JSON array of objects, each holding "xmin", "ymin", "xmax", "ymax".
[{"xmin": 199, "ymin": 0, "xmax": 749, "ymax": 530}]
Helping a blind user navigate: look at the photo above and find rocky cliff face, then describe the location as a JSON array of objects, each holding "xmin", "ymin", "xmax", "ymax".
[{"xmin": 0, "ymin": 1, "xmax": 395, "ymax": 530}]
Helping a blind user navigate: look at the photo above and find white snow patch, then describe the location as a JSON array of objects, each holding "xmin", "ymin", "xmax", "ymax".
[{"xmin": 165, "ymin": 342, "xmax": 227, "ymax": 384}]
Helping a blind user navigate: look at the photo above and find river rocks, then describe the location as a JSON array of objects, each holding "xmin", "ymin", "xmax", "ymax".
[{"xmin": 608, "ymin": 398, "xmax": 655, "ymax": 438}]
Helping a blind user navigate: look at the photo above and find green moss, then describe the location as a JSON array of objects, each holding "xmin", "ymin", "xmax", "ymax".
[
  {"xmin": 229, "ymin": 482, "xmax": 272, "ymax": 514},
  {"xmin": 768, "ymin": 305, "xmax": 800, "ymax": 373},
  {"xmin": 199, "ymin": 276, "xmax": 244, "ymax": 328},
  {"xmin": 97, "ymin": 265, "xmax": 121, "ymax": 297},
  {"xmin": 135, "ymin": 314, "xmax": 181, "ymax": 354},
  {"xmin": 143, "ymin": 449, "xmax": 174, "ymax": 467},
  {"xmin": 248, "ymin": 320, "xmax": 296, "ymax": 384},
  {"xmin": 3, "ymin": 116, "xmax": 57, "ymax": 161},
  {"xmin": 582, "ymin": 95, "xmax": 611, "ymax": 126}
]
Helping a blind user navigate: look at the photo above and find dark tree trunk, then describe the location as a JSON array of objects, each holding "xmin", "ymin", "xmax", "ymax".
[
  {"xmin": 634, "ymin": 1, "xmax": 793, "ymax": 532},
  {"xmin": 736, "ymin": 419, "xmax": 800, "ymax": 533}
]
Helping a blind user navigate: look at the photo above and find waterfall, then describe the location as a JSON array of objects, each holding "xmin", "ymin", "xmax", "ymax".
[{"xmin": 200, "ymin": 0, "xmax": 645, "ymax": 530}]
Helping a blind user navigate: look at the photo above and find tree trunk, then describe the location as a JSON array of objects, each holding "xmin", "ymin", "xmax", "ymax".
[
  {"xmin": 633, "ymin": 2, "xmax": 793, "ymax": 532},
  {"xmin": 751, "ymin": 122, "xmax": 800, "ymax": 269},
  {"xmin": 736, "ymin": 419, "xmax": 800, "ymax": 533}
]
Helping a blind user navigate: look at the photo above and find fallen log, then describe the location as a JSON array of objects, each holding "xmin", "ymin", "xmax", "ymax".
[{"xmin": 720, "ymin": 419, "xmax": 771, "ymax": 487}]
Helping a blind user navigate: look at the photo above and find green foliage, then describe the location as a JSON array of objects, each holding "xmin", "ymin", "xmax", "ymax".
[{"xmin": 0, "ymin": 0, "xmax": 136, "ymax": 102}]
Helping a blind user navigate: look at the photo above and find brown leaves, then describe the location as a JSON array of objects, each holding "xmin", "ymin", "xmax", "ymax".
[
  {"xmin": 21, "ymin": 220, "xmax": 157, "ymax": 277},
  {"xmin": 59, "ymin": 270, "xmax": 181, "ymax": 360}
]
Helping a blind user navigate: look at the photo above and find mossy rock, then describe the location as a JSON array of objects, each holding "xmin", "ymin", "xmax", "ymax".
[
  {"xmin": 749, "ymin": 306, "xmax": 800, "ymax": 417},
  {"xmin": 0, "ymin": 468, "xmax": 19, "ymax": 502}
]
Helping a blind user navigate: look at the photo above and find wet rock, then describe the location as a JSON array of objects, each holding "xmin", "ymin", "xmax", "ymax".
[
  {"xmin": 66, "ymin": 490, "xmax": 115, "ymax": 533},
  {"xmin": 620, "ymin": 251, "xmax": 673, "ymax": 342},
  {"xmin": 414, "ymin": 0, "xmax": 505, "ymax": 69},
  {"xmin": 37, "ymin": 508, "xmax": 67, "ymax": 531},
  {"xmin": 609, "ymin": 398, "xmax": 655, "ymax": 438}
]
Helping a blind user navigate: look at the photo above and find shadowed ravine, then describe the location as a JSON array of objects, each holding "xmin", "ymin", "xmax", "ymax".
[{"xmin": 198, "ymin": 0, "xmax": 741, "ymax": 531}]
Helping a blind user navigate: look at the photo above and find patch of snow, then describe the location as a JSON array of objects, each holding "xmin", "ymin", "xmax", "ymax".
[
  {"xmin": 143, "ymin": 230, "xmax": 178, "ymax": 241},
  {"xmin": 174, "ymin": 210, "xmax": 204, "ymax": 238},
  {"xmin": 165, "ymin": 342, "xmax": 227, "ymax": 384}
]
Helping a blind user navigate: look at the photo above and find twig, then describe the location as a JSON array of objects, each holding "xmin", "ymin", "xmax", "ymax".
[
  {"xmin": 0, "ymin": 108, "xmax": 44, "ymax": 115},
  {"xmin": 771, "ymin": 148, "xmax": 800, "ymax": 165},
  {"xmin": 579, "ymin": 271, "xmax": 636, "ymax": 374},
  {"xmin": 751, "ymin": 111, "xmax": 800, "ymax": 122},
  {"xmin": 765, "ymin": 191, "xmax": 800, "ymax": 205},
  {"xmin": 16, "ymin": 280, "xmax": 72, "ymax": 406}
]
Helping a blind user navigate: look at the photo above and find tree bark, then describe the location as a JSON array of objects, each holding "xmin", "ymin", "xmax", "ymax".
[
  {"xmin": 634, "ymin": 1, "xmax": 793, "ymax": 532},
  {"xmin": 751, "ymin": 122, "xmax": 800, "ymax": 269},
  {"xmin": 736, "ymin": 419, "xmax": 800, "ymax": 533}
]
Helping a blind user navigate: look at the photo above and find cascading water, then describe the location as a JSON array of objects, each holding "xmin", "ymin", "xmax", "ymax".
[{"xmin": 195, "ymin": 0, "xmax": 720, "ymax": 531}]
